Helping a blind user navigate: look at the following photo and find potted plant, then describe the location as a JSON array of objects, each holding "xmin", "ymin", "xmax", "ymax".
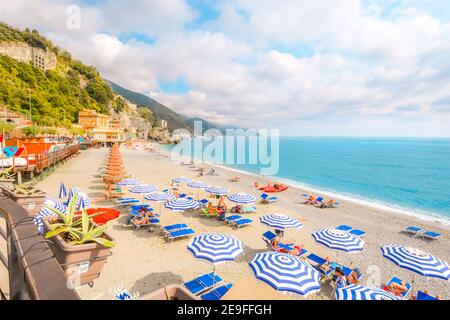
[
  {"xmin": 43, "ymin": 194, "xmax": 115, "ymax": 287},
  {"xmin": 1, "ymin": 182, "xmax": 47, "ymax": 215}
]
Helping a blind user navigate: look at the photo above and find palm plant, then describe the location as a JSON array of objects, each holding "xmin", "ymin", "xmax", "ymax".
[{"xmin": 44, "ymin": 193, "xmax": 115, "ymax": 248}]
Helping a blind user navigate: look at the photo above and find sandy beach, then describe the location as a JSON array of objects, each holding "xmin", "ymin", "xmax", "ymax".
[{"xmin": 35, "ymin": 146, "xmax": 450, "ymax": 300}]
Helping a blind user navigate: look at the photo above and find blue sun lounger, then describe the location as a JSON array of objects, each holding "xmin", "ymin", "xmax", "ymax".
[
  {"xmin": 116, "ymin": 198, "xmax": 140, "ymax": 205},
  {"xmin": 164, "ymin": 228, "xmax": 195, "ymax": 242},
  {"xmin": 199, "ymin": 199, "xmax": 209, "ymax": 207},
  {"xmin": 242, "ymin": 206, "xmax": 257, "ymax": 213},
  {"xmin": 162, "ymin": 224, "xmax": 188, "ymax": 235},
  {"xmin": 231, "ymin": 218, "xmax": 253, "ymax": 229},
  {"xmin": 224, "ymin": 215, "xmax": 243, "ymax": 224},
  {"xmin": 306, "ymin": 253, "xmax": 335, "ymax": 281},
  {"xmin": 387, "ymin": 277, "xmax": 412, "ymax": 298},
  {"xmin": 263, "ymin": 231, "xmax": 277, "ymax": 249},
  {"xmin": 405, "ymin": 226, "xmax": 423, "ymax": 236},
  {"xmin": 350, "ymin": 229, "xmax": 366, "ymax": 237},
  {"xmin": 336, "ymin": 225, "xmax": 353, "ymax": 232},
  {"xmin": 184, "ymin": 273, "xmax": 223, "ymax": 296},
  {"xmin": 422, "ymin": 231, "xmax": 442, "ymax": 241},
  {"xmin": 201, "ymin": 283, "xmax": 233, "ymax": 300},
  {"xmin": 417, "ymin": 291, "xmax": 439, "ymax": 300},
  {"xmin": 129, "ymin": 204, "xmax": 152, "ymax": 211},
  {"xmin": 261, "ymin": 193, "xmax": 278, "ymax": 204}
]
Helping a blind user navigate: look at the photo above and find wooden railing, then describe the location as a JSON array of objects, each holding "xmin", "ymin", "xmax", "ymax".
[
  {"xmin": 35, "ymin": 144, "xmax": 80, "ymax": 172},
  {"xmin": 0, "ymin": 192, "xmax": 80, "ymax": 300}
]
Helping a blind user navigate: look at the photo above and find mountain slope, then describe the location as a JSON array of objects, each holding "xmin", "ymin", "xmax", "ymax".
[{"xmin": 107, "ymin": 80, "xmax": 192, "ymax": 133}]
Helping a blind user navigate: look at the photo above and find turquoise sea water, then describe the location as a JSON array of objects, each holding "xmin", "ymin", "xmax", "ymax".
[{"xmin": 164, "ymin": 137, "xmax": 450, "ymax": 224}]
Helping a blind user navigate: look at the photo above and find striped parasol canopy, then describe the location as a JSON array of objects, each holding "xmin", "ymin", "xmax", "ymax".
[
  {"xmin": 228, "ymin": 193, "xmax": 256, "ymax": 205},
  {"xmin": 260, "ymin": 214, "xmax": 302, "ymax": 230},
  {"xmin": 117, "ymin": 178, "xmax": 141, "ymax": 186},
  {"xmin": 129, "ymin": 184, "xmax": 158, "ymax": 194},
  {"xmin": 312, "ymin": 228, "xmax": 365, "ymax": 253},
  {"xmin": 75, "ymin": 191, "xmax": 91, "ymax": 210},
  {"xmin": 165, "ymin": 198, "xmax": 200, "ymax": 212},
  {"xmin": 336, "ymin": 284, "xmax": 403, "ymax": 300},
  {"xmin": 187, "ymin": 181, "xmax": 209, "ymax": 189},
  {"xmin": 33, "ymin": 198, "xmax": 67, "ymax": 234},
  {"xmin": 205, "ymin": 186, "xmax": 230, "ymax": 196},
  {"xmin": 144, "ymin": 192, "xmax": 176, "ymax": 202},
  {"xmin": 59, "ymin": 181, "xmax": 67, "ymax": 199},
  {"xmin": 381, "ymin": 245, "xmax": 450, "ymax": 281},
  {"xmin": 172, "ymin": 177, "xmax": 193, "ymax": 184},
  {"xmin": 67, "ymin": 187, "xmax": 81, "ymax": 202},
  {"xmin": 188, "ymin": 233, "xmax": 244, "ymax": 264},
  {"xmin": 249, "ymin": 252, "xmax": 321, "ymax": 296}
]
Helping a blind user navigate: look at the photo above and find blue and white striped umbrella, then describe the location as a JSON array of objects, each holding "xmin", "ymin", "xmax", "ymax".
[
  {"xmin": 67, "ymin": 187, "xmax": 81, "ymax": 203},
  {"xmin": 312, "ymin": 228, "xmax": 365, "ymax": 252},
  {"xmin": 228, "ymin": 193, "xmax": 256, "ymax": 205},
  {"xmin": 59, "ymin": 182, "xmax": 67, "ymax": 199},
  {"xmin": 129, "ymin": 184, "xmax": 158, "ymax": 194},
  {"xmin": 188, "ymin": 234, "xmax": 244, "ymax": 264},
  {"xmin": 260, "ymin": 214, "xmax": 302, "ymax": 230},
  {"xmin": 206, "ymin": 186, "xmax": 230, "ymax": 196},
  {"xmin": 172, "ymin": 177, "xmax": 193, "ymax": 184},
  {"xmin": 336, "ymin": 284, "xmax": 403, "ymax": 300},
  {"xmin": 144, "ymin": 192, "xmax": 176, "ymax": 202},
  {"xmin": 187, "ymin": 181, "xmax": 209, "ymax": 189},
  {"xmin": 34, "ymin": 198, "xmax": 67, "ymax": 234},
  {"xmin": 381, "ymin": 245, "xmax": 450, "ymax": 281},
  {"xmin": 75, "ymin": 192, "xmax": 91, "ymax": 210},
  {"xmin": 165, "ymin": 198, "xmax": 200, "ymax": 212},
  {"xmin": 117, "ymin": 178, "xmax": 140, "ymax": 186},
  {"xmin": 249, "ymin": 252, "xmax": 321, "ymax": 296}
]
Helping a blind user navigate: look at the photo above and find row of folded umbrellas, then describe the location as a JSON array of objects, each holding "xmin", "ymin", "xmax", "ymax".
[{"xmin": 103, "ymin": 145, "xmax": 127, "ymax": 184}]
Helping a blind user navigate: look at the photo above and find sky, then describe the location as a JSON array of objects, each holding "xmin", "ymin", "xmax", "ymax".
[{"xmin": 1, "ymin": 0, "xmax": 450, "ymax": 137}]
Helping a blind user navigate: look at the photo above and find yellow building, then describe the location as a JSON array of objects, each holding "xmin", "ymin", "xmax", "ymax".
[
  {"xmin": 91, "ymin": 127, "xmax": 123, "ymax": 143},
  {"xmin": 78, "ymin": 109, "xmax": 110, "ymax": 130}
]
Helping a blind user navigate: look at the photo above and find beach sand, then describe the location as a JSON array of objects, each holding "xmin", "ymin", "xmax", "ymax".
[{"xmin": 35, "ymin": 146, "xmax": 450, "ymax": 300}]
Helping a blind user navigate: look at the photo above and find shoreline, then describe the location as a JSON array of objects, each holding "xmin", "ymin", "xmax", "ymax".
[{"xmin": 161, "ymin": 145, "xmax": 450, "ymax": 228}]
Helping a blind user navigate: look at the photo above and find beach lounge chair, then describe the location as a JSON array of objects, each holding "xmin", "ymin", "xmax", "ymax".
[
  {"xmin": 422, "ymin": 231, "xmax": 442, "ymax": 241},
  {"xmin": 231, "ymin": 218, "xmax": 253, "ymax": 229},
  {"xmin": 199, "ymin": 199, "xmax": 209, "ymax": 207},
  {"xmin": 416, "ymin": 291, "xmax": 439, "ymax": 301},
  {"xmin": 306, "ymin": 253, "xmax": 335, "ymax": 282},
  {"xmin": 115, "ymin": 198, "xmax": 140, "ymax": 206},
  {"xmin": 387, "ymin": 277, "xmax": 412, "ymax": 298},
  {"xmin": 201, "ymin": 283, "xmax": 233, "ymax": 300},
  {"xmin": 263, "ymin": 231, "xmax": 278, "ymax": 250},
  {"xmin": 336, "ymin": 225, "xmax": 353, "ymax": 232},
  {"xmin": 129, "ymin": 204, "xmax": 152, "ymax": 211},
  {"xmin": 350, "ymin": 229, "xmax": 366, "ymax": 237},
  {"xmin": 260, "ymin": 193, "xmax": 278, "ymax": 204},
  {"xmin": 131, "ymin": 217, "xmax": 160, "ymax": 230},
  {"xmin": 162, "ymin": 224, "xmax": 188, "ymax": 235},
  {"xmin": 178, "ymin": 193, "xmax": 187, "ymax": 198},
  {"xmin": 405, "ymin": 226, "xmax": 423, "ymax": 236},
  {"xmin": 224, "ymin": 215, "xmax": 243, "ymax": 224},
  {"xmin": 184, "ymin": 273, "xmax": 223, "ymax": 296},
  {"xmin": 242, "ymin": 206, "xmax": 257, "ymax": 214},
  {"xmin": 164, "ymin": 228, "xmax": 195, "ymax": 242}
]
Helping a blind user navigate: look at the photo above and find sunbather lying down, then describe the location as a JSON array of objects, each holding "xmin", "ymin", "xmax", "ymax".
[
  {"xmin": 304, "ymin": 195, "xmax": 317, "ymax": 205},
  {"xmin": 320, "ymin": 199, "xmax": 336, "ymax": 208},
  {"xmin": 382, "ymin": 281, "xmax": 408, "ymax": 297},
  {"xmin": 346, "ymin": 263, "xmax": 362, "ymax": 285},
  {"xmin": 132, "ymin": 208, "xmax": 157, "ymax": 226},
  {"xmin": 270, "ymin": 237, "xmax": 304, "ymax": 257}
]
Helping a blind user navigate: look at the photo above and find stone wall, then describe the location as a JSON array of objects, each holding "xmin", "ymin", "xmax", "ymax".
[{"xmin": 0, "ymin": 42, "xmax": 56, "ymax": 70}]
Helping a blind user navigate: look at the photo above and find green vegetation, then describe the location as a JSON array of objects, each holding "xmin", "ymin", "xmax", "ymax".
[
  {"xmin": 113, "ymin": 96, "xmax": 126, "ymax": 113},
  {"xmin": 0, "ymin": 121, "xmax": 15, "ymax": 133},
  {"xmin": 137, "ymin": 106, "xmax": 154, "ymax": 125},
  {"xmin": 0, "ymin": 23, "xmax": 114, "ymax": 127}
]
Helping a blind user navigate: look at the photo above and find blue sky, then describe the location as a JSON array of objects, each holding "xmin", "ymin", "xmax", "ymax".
[{"xmin": 1, "ymin": 0, "xmax": 450, "ymax": 136}]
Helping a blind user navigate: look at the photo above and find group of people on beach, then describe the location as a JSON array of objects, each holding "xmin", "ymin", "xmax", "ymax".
[{"xmin": 304, "ymin": 195, "xmax": 336, "ymax": 208}]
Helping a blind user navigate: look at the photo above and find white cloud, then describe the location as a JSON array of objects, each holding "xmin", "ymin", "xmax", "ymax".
[{"xmin": 1, "ymin": 0, "xmax": 450, "ymax": 136}]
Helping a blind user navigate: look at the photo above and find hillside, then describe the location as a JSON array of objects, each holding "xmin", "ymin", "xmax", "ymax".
[
  {"xmin": 107, "ymin": 80, "xmax": 193, "ymax": 133},
  {"xmin": 0, "ymin": 23, "xmax": 120, "ymax": 128}
]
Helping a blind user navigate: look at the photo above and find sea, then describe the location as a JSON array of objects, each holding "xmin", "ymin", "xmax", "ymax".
[{"xmin": 163, "ymin": 137, "xmax": 450, "ymax": 225}]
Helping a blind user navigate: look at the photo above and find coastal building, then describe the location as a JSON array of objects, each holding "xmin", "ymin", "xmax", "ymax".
[
  {"xmin": 78, "ymin": 109, "xmax": 123, "ymax": 143},
  {"xmin": 78, "ymin": 109, "xmax": 110, "ymax": 130},
  {"xmin": 0, "ymin": 42, "xmax": 57, "ymax": 70}
]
